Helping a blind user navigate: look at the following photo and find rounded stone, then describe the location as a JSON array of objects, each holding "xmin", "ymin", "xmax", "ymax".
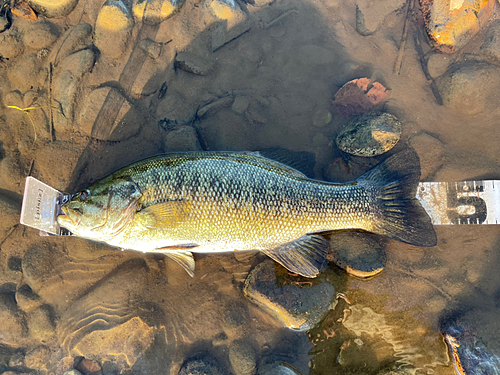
[
  {"xmin": 133, "ymin": 0, "xmax": 182, "ymax": 25},
  {"xmin": 23, "ymin": 21, "xmax": 59, "ymax": 50},
  {"xmin": 427, "ymin": 53, "xmax": 452, "ymax": 79},
  {"xmin": 94, "ymin": 0, "xmax": 135, "ymax": 59},
  {"xmin": 63, "ymin": 370, "xmax": 83, "ymax": 375},
  {"xmin": 312, "ymin": 108, "xmax": 332, "ymax": 128},
  {"xmin": 243, "ymin": 260, "xmax": 335, "ymax": 331},
  {"xmin": 228, "ymin": 341, "xmax": 256, "ymax": 375},
  {"xmin": 27, "ymin": 0, "xmax": 79, "ymax": 18},
  {"xmin": 481, "ymin": 20, "xmax": 500, "ymax": 62},
  {"xmin": 164, "ymin": 125, "xmax": 202, "ymax": 152},
  {"xmin": 328, "ymin": 232, "xmax": 386, "ymax": 278},
  {"xmin": 336, "ymin": 112, "xmax": 402, "ymax": 157},
  {"xmin": 231, "ymin": 96, "xmax": 250, "ymax": 114},
  {"xmin": 178, "ymin": 356, "xmax": 223, "ymax": 375},
  {"xmin": 437, "ymin": 61, "xmax": 500, "ymax": 116},
  {"xmin": 0, "ymin": 33, "xmax": 24, "ymax": 59}
]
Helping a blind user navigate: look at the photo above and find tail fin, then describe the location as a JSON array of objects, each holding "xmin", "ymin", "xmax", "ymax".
[{"xmin": 358, "ymin": 149, "xmax": 437, "ymax": 247}]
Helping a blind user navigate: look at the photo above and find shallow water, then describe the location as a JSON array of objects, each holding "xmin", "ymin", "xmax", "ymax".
[{"xmin": 1, "ymin": 0, "xmax": 500, "ymax": 374}]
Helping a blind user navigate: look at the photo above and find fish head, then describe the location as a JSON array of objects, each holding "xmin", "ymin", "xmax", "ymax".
[{"xmin": 57, "ymin": 177, "xmax": 142, "ymax": 241}]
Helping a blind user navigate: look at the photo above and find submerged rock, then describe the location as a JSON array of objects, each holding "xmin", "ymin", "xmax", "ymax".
[
  {"xmin": 27, "ymin": 0, "xmax": 79, "ymax": 18},
  {"xmin": 164, "ymin": 125, "xmax": 202, "ymax": 151},
  {"xmin": 228, "ymin": 340, "xmax": 257, "ymax": 375},
  {"xmin": 481, "ymin": 20, "xmax": 500, "ymax": 62},
  {"xmin": 0, "ymin": 293, "xmax": 28, "ymax": 345},
  {"xmin": 243, "ymin": 260, "xmax": 335, "ymax": 331},
  {"xmin": 94, "ymin": 0, "xmax": 135, "ymax": 59},
  {"xmin": 202, "ymin": 0, "xmax": 251, "ymax": 51},
  {"xmin": 23, "ymin": 21, "xmax": 59, "ymax": 50},
  {"xmin": 52, "ymin": 49, "xmax": 95, "ymax": 129},
  {"xmin": 328, "ymin": 232, "xmax": 386, "ymax": 278},
  {"xmin": 355, "ymin": 0, "xmax": 405, "ymax": 36},
  {"xmin": 133, "ymin": 0, "xmax": 183, "ymax": 24},
  {"xmin": 178, "ymin": 355, "xmax": 224, "ymax": 375},
  {"xmin": 437, "ymin": 61, "xmax": 500, "ymax": 116},
  {"xmin": 421, "ymin": 0, "xmax": 495, "ymax": 53},
  {"xmin": 54, "ymin": 23, "xmax": 93, "ymax": 66},
  {"xmin": 336, "ymin": 112, "xmax": 402, "ymax": 157}
]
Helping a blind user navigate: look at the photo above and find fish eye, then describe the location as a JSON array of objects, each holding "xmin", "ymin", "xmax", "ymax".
[{"xmin": 79, "ymin": 190, "xmax": 89, "ymax": 201}]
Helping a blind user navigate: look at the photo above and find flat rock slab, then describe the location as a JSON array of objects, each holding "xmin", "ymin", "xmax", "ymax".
[{"xmin": 243, "ymin": 260, "xmax": 335, "ymax": 331}]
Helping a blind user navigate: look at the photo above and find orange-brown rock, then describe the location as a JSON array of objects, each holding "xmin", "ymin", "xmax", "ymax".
[{"xmin": 421, "ymin": 0, "xmax": 496, "ymax": 53}]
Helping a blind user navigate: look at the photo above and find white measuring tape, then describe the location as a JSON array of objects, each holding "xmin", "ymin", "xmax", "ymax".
[
  {"xmin": 19, "ymin": 177, "xmax": 500, "ymax": 236},
  {"xmin": 417, "ymin": 181, "xmax": 500, "ymax": 225}
]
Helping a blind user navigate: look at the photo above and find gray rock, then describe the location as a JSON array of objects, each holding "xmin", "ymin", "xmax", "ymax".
[
  {"xmin": 232, "ymin": 96, "xmax": 250, "ymax": 114},
  {"xmin": 53, "ymin": 49, "xmax": 95, "ymax": 127},
  {"xmin": 178, "ymin": 356, "xmax": 223, "ymax": 375},
  {"xmin": 481, "ymin": 20, "xmax": 500, "ymax": 62},
  {"xmin": 243, "ymin": 260, "xmax": 335, "ymax": 331},
  {"xmin": 229, "ymin": 340, "xmax": 256, "ymax": 375},
  {"xmin": 426, "ymin": 53, "xmax": 453, "ymax": 79},
  {"xmin": 336, "ymin": 112, "xmax": 402, "ymax": 157},
  {"xmin": 23, "ymin": 21, "xmax": 59, "ymax": 50},
  {"xmin": 27, "ymin": 0, "xmax": 79, "ymax": 17},
  {"xmin": 355, "ymin": 0, "xmax": 405, "ymax": 36},
  {"xmin": 0, "ymin": 293, "xmax": 28, "ymax": 345},
  {"xmin": 54, "ymin": 23, "xmax": 93, "ymax": 66},
  {"xmin": 328, "ymin": 232, "xmax": 386, "ymax": 278},
  {"xmin": 165, "ymin": 126, "xmax": 202, "ymax": 151},
  {"xmin": 175, "ymin": 51, "xmax": 215, "ymax": 75},
  {"xmin": 437, "ymin": 61, "xmax": 500, "ymax": 116},
  {"xmin": 409, "ymin": 132, "xmax": 445, "ymax": 180}
]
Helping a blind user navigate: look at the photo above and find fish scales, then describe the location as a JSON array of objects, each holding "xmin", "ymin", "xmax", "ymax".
[
  {"xmin": 58, "ymin": 151, "xmax": 437, "ymax": 277},
  {"xmin": 115, "ymin": 156, "xmax": 375, "ymax": 249}
]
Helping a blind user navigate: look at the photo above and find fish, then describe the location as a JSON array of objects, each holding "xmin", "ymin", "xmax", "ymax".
[{"xmin": 57, "ymin": 149, "xmax": 437, "ymax": 278}]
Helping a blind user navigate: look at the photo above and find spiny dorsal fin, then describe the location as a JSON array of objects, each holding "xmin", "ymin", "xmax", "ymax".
[{"xmin": 263, "ymin": 235, "xmax": 329, "ymax": 278}]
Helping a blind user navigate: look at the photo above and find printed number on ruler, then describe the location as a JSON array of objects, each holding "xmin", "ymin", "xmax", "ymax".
[{"xmin": 417, "ymin": 181, "xmax": 500, "ymax": 225}]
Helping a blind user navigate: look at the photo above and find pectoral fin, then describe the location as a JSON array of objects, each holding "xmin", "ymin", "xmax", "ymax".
[
  {"xmin": 155, "ymin": 249, "xmax": 196, "ymax": 277},
  {"xmin": 262, "ymin": 235, "xmax": 330, "ymax": 278},
  {"xmin": 138, "ymin": 201, "xmax": 189, "ymax": 229}
]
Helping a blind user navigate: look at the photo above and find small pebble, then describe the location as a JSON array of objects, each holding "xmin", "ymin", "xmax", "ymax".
[
  {"xmin": 139, "ymin": 37, "xmax": 162, "ymax": 59},
  {"xmin": 312, "ymin": 108, "xmax": 332, "ymax": 127},
  {"xmin": 164, "ymin": 125, "xmax": 202, "ymax": 151},
  {"xmin": 232, "ymin": 96, "xmax": 250, "ymax": 114},
  {"xmin": 175, "ymin": 51, "xmax": 214, "ymax": 75}
]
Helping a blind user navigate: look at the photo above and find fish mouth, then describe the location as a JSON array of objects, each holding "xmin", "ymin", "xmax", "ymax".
[{"xmin": 59, "ymin": 206, "xmax": 82, "ymax": 227}]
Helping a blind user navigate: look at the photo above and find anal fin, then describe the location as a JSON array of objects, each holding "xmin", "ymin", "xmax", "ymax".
[
  {"xmin": 263, "ymin": 235, "xmax": 329, "ymax": 278},
  {"xmin": 154, "ymin": 248, "xmax": 196, "ymax": 277}
]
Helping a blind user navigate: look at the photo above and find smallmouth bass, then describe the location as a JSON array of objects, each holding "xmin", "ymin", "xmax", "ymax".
[{"xmin": 57, "ymin": 150, "xmax": 437, "ymax": 277}]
